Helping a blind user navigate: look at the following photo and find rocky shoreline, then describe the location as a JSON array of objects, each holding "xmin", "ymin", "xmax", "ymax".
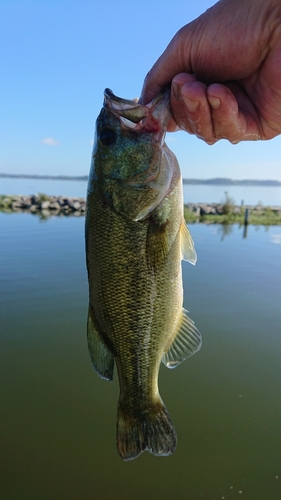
[
  {"xmin": 1, "ymin": 194, "xmax": 281, "ymax": 223},
  {"xmin": 0, "ymin": 194, "xmax": 86, "ymax": 217},
  {"xmin": 184, "ymin": 202, "xmax": 281, "ymax": 215}
]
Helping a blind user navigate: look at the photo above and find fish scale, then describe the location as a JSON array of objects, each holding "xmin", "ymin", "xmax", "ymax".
[
  {"xmin": 88, "ymin": 196, "xmax": 160, "ymax": 398},
  {"xmin": 85, "ymin": 88, "xmax": 201, "ymax": 460}
]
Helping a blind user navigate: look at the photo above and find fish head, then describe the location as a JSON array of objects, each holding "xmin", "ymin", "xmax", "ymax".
[{"xmin": 88, "ymin": 88, "xmax": 179, "ymax": 220}]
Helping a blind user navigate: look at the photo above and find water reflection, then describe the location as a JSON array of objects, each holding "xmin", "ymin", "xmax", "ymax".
[
  {"xmin": 0, "ymin": 207, "xmax": 84, "ymax": 221},
  {"xmin": 4, "ymin": 207, "xmax": 280, "ymax": 243},
  {"xmin": 211, "ymin": 222, "xmax": 275, "ymax": 240},
  {"xmin": 243, "ymin": 222, "xmax": 249, "ymax": 239},
  {"xmin": 217, "ymin": 222, "xmax": 234, "ymax": 240},
  {"xmin": 1, "ymin": 214, "xmax": 281, "ymax": 499}
]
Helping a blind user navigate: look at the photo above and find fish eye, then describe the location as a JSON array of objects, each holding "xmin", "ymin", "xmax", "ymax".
[{"xmin": 99, "ymin": 128, "xmax": 116, "ymax": 146}]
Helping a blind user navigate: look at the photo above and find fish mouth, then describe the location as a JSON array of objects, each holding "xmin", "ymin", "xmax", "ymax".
[{"xmin": 103, "ymin": 88, "xmax": 171, "ymax": 134}]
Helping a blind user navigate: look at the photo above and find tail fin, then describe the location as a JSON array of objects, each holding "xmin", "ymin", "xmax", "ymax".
[{"xmin": 117, "ymin": 401, "xmax": 177, "ymax": 461}]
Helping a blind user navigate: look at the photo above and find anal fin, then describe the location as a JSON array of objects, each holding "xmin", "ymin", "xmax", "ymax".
[
  {"xmin": 162, "ymin": 308, "xmax": 202, "ymax": 369},
  {"xmin": 87, "ymin": 306, "xmax": 114, "ymax": 381}
]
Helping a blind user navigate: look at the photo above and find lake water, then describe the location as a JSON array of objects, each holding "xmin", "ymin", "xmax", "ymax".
[
  {"xmin": 1, "ymin": 211, "xmax": 281, "ymax": 500},
  {"xmin": 1, "ymin": 177, "xmax": 281, "ymax": 205}
]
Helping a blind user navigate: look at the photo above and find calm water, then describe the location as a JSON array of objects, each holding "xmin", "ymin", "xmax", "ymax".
[
  {"xmin": 1, "ymin": 212, "xmax": 281, "ymax": 500},
  {"xmin": 1, "ymin": 177, "xmax": 281, "ymax": 205}
]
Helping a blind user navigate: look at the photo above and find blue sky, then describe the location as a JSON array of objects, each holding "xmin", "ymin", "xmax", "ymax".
[{"xmin": 1, "ymin": 0, "xmax": 281, "ymax": 181}]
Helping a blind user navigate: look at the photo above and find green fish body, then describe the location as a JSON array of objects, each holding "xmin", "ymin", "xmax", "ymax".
[{"xmin": 85, "ymin": 89, "xmax": 201, "ymax": 460}]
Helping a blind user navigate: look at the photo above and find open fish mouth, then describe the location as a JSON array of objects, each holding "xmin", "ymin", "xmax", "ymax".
[{"xmin": 103, "ymin": 88, "xmax": 171, "ymax": 134}]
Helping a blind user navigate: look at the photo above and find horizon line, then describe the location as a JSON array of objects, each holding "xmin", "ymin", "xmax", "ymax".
[{"xmin": 1, "ymin": 173, "xmax": 281, "ymax": 184}]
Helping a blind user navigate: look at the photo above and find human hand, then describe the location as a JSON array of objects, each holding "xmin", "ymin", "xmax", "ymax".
[{"xmin": 140, "ymin": 0, "xmax": 281, "ymax": 144}]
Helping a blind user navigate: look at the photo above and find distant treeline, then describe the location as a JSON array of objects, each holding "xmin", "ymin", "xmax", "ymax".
[
  {"xmin": 0, "ymin": 173, "xmax": 88, "ymax": 181},
  {"xmin": 1, "ymin": 173, "xmax": 281, "ymax": 186},
  {"xmin": 183, "ymin": 177, "xmax": 281, "ymax": 186}
]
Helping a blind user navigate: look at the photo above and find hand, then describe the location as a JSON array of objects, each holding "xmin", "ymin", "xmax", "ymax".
[{"xmin": 140, "ymin": 0, "xmax": 281, "ymax": 144}]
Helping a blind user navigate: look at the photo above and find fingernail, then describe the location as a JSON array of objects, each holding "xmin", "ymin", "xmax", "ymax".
[
  {"xmin": 183, "ymin": 96, "xmax": 199, "ymax": 112},
  {"xmin": 208, "ymin": 96, "xmax": 220, "ymax": 110}
]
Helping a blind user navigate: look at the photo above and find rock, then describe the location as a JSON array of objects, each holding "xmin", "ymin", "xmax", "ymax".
[
  {"xmin": 11, "ymin": 201, "xmax": 23, "ymax": 210},
  {"xmin": 215, "ymin": 206, "xmax": 224, "ymax": 215},
  {"xmin": 30, "ymin": 195, "xmax": 39, "ymax": 204},
  {"xmin": 200, "ymin": 205, "xmax": 217, "ymax": 215},
  {"xmin": 270, "ymin": 206, "xmax": 281, "ymax": 213},
  {"xmin": 49, "ymin": 201, "xmax": 61, "ymax": 210},
  {"xmin": 49, "ymin": 209, "xmax": 60, "ymax": 216},
  {"xmin": 233, "ymin": 207, "xmax": 241, "ymax": 214},
  {"xmin": 21, "ymin": 196, "xmax": 32, "ymax": 209},
  {"xmin": 55, "ymin": 197, "xmax": 65, "ymax": 206},
  {"xmin": 41, "ymin": 209, "xmax": 51, "ymax": 218},
  {"xmin": 72, "ymin": 201, "xmax": 82, "ymax": 210},
  {"xmin": 40, "ymin": 201, "xmax": 50, "ymax": 209}
]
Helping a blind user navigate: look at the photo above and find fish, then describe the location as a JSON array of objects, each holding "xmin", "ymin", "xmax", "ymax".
[{"xmin": 85, "ymin": 88, "xmax": 201, "ymax": 461}]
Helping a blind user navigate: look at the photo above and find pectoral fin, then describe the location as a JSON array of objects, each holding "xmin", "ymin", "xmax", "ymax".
[
  {"xmin": 146, "ymin": 218, "xmax": 169, "ymax": 272},
  {"xmin": 87, "ymin": 306, "xmax": 114, "ymax": 381},
  {"xmin": 181, "ymin": 220, "xmax": 197, "ymax": 265},
  {"xmin": 162, "ymin": 308, "xmax": 202, "ymax": 369}
]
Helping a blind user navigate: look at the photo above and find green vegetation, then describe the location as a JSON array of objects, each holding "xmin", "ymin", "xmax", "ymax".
[
  {"xmin": 37, "ymin": 193, "xmax": 51, "ymax": 202},
  {"xmin": 221, "ymin": 191, "xmax": 235, "ymax": 215},
  {"xmin": 184, "ymin": 205, "xmax": 281, "ymax": 225},
  {"xmin": 0, "ymin": 195, "xmax": 13, "ymax": 209}
]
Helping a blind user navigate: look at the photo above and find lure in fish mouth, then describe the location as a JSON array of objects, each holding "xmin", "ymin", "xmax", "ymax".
[{"xmin": 85, "ymin": 88, "xmax": 201, "ymax": 460}]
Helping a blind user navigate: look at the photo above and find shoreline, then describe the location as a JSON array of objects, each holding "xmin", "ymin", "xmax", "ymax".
[
  {"xmin": 0, "ymin": 194, "xmax": 86, "ymax": 216},
  {"xmin": 1, "ymin": 194, "xmax": 281, "ymax": 224}
]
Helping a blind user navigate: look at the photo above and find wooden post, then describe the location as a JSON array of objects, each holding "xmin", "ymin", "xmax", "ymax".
[
  {"xmin": 244, "ymin": 208, "xmax": 249, "ymax": 225},
  {"xmin": 243, "ymin": 208, "xmax": 249, "ymax": 238}
]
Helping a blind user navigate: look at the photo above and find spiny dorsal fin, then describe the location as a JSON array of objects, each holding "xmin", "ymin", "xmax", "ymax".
[
  {"xmin": 181, "ymin": 220, "xmax": 197, "ymax": 265},
  {"xmin": 162, "ymin": 308, "xmax": 202, "ymax": 369},
  {"xmin": 87, "ymin": 306, "xmax": 114, "ymax": 381}
]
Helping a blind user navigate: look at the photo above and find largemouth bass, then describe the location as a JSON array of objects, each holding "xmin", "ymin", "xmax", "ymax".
[{"xmin": 85, "ymin": 88, "xmax": 201, "ymax": 461}]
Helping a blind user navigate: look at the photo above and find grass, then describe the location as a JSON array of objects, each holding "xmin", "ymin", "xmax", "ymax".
[{"xmin": 37, "ymin": 193, "xmax": 51, "ymax": 202}]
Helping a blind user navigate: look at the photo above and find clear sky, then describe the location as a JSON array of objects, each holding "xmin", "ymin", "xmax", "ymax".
[{"xmin": 1, "ymin": 0, "xmax": 281, "ymax": 181}]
